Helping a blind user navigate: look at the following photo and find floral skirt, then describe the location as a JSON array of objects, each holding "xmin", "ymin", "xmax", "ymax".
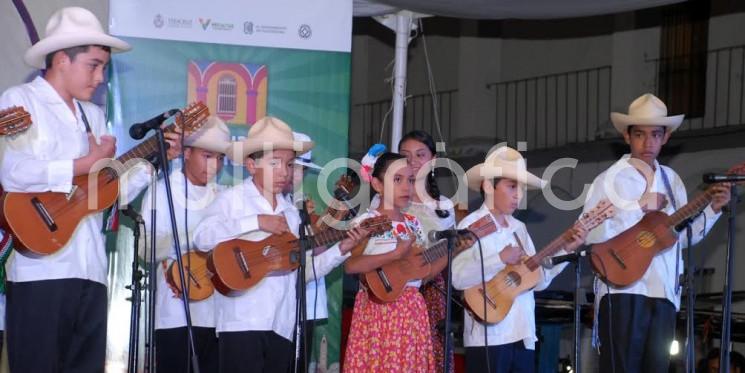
[
  {"xmin": 343, "ymin": 286, "xmax": 435, "ymax": 372},
  {"xmin": 420, "ymin": 273, "xmax": 454, "ymax": 373}
]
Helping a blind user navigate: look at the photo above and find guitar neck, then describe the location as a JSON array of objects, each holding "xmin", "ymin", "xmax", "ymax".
[
  {"xmin": 102, "ymin": 123, "xmax": 179, "ymax": 180},
  {"xmin": 664, "ymin": 189, "xmax": 713, "ymax": 228},
  {"xmin": 523, "ymin": 229, "xmax": 574, "ymax": 271},
  {"xmin": 310, "ymin": 227, "xmax": 348, "ymax": 248},
  {"xmin": 420, "ymin": 222, "xmax": 494, "ymax": 264}
]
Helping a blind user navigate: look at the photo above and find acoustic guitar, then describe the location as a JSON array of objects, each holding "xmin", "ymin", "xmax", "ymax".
[
  {"xmin": 591, "ymin": 167, "xmax": 742, "ymax": 287},
  {"xmin": 166, "ymin": 175, "xmax": 358, "ymax": 301},
  {"xmin": 363, "ymin": 214, "xmax": 497, "ymax": 303},
  {"xmin": 208, "ymin": 215, "xmax": 392, "ymax": 296},
  {"xmin": 0, "ymin": 106, "xmax": 33, "ymax": 136},
  {"xmin": 1, "ymin": 102, "xmax": 210, "ymax": 257},
  {"xmin": 464, "ymin": 200, "xmax": 615, "ymax": 323}
]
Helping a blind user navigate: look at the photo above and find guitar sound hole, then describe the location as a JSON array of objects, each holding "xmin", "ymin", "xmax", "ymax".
[{"xmin": 505, "ymin": 272, "xmax": 522, "ymax": 287}]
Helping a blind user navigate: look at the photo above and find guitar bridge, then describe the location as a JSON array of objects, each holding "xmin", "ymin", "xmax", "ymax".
[
  {"xmin": 65, "ymin": 185, "xmax": 78, "ymax": 201},
  {"xmin": 477, "ymin": 288, "xmax": 497, "ymax": 308},
  {"xmin": 31, "ymin": 197, "xmax": 57, "ymax": 232},
  {"xmin": 375, "ymin": 268, "xmax": 393, "ymax": 292},
  {"xmin": 233, "ymin": 247, "xmax": 251, "ymax": 279},
  {"xmin": 609, "ymin": 249, "xmax": 627, "ymax": 269}
]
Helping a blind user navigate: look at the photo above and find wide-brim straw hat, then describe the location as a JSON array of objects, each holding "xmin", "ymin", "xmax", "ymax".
[
  {"xmin": 24, "ymin": 7, "xmax": 131, "ymax": 69},
  {"xmin": 465, "ymin": 146, "xmax": 546, "ymax": 191},
  {"xmin": 610, "ymin": 93, "xmax": 684, "ymax": 134},
  {"xmin": 228, "ymin": 116, "xmax": 313, "ymax": 163},
  {"xmin": 185, "ymin": 116, "xmax": 231, "ymax": 154}
]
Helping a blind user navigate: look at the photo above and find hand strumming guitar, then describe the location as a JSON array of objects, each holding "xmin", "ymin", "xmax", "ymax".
[
  {"xmin": 74, "ymin": 133, "xmax": 116, "ymax": 175},
  {"xmin": 258, "ymin": 215, "xmax": 290, "ymax": 235},
  {"xmin": 639, "ymin": 192, "xmax": 668, "ymax": 213},
  {"xmin": 391, "ymin": 235, "xmax": 415, "ymax": 260},
  {"xmin": 499, "ymin": 244, "xmax": 522, "ymax": 265}
]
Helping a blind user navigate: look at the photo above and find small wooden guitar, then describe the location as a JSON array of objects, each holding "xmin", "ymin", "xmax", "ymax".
[
  {"xmin": 464, "ymin": 200, "xmax": 615, "ymax": 323},
  {"xmin": 363, "ymin": 214, "xmax": 497, "ymax": 303},
  {"xmin": 166, "ymin": 251, "xmax": 213, "ymax": 301},
  {"xmin": 166, "ymin": 175, "xmax": 358, "ymax": 301},
  {"xmin": 591, "ymin": 173, "xmax": 738, "ymax": 287},
  {"xmin": 208, "ymin": 215, "xmax": 392, "ymax": 296},
  {"xmin": 0, "ymin": 106, "xmax": 33, "ymax": 136},
  {"xmin": 1, "ymin": 102, "xmax": 210, "ymax": 256}
]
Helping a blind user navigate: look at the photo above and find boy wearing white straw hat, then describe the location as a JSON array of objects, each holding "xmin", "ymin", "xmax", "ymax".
[
  {"xmin": 193, "ymin": 117, "xmax": 367, "ymax": 373},
  {"xmin": 452, "ymin": 146, "xmax": 586, "ymax": 373},
  {"xmin": 0, "ymin": 7, "xmax": 182, "ymax": 372},
  {"xmin": 581, "ymin": 93, "xmax": 731, "ymax": 372},
  {"xmin": 139, "ymin": 116, "xmax": 231, "ymax": 373}
]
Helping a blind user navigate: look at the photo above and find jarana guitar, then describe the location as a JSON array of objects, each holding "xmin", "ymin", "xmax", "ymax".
[
  {"xmin": 208, "ymin": 215, "xmax": 392, "ymax": 296},
  {"xmin": 1, "ymin": 102, "xmax": 210, "ymax": 256},
  {"xmin": 363, "ymin": 214, "xmax": 497, "ymax": 303},
  {"xmin": 464, "ymin": 200, "xmax": 615, "ymax": 323},
  {"xmin": 167, "ymin": 175, "xmax": 358, "ymax": 301},
  {"xmin": 591, "ymin": 166, "xmax": 742, "ymax": 287}
]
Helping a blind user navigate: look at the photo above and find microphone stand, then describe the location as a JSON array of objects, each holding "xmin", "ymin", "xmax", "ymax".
[
  {"xmin": 443, "ymin": 229, "xmax": 457, "ymax": 373},
  {"xmin": 145, "ymin": 177, "xmax": 157, "ymax": 373},
  {"xmin": 573, "ymin": 251, "xmax": 582, "ymax": 373},
  {"xmin": 126, "ymin": 215, "xmax": 144, "ymax": 373},
  {"xmin": 719, "ymin": 185, "xmax": 738, "ymax": 373},
  {"xmin": 153, "ymin": 127, "xmax": 201, "ymax": 373},
  {"xmin": 684, "ymin": 224, "xmax": 695, "ymax": 373},
  {"xmin": 293, "ymin": 201, "xmax": 311, "ymax": 373}
]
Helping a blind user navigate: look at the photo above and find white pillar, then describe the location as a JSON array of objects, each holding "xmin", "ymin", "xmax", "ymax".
[{"xmin": 390, "ymin": 11, "xmax": 412, "ymax": 152}]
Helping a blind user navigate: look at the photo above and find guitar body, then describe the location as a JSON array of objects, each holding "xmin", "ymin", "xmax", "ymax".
[
  {"xmin": 2, "ymin": 173, "xmax": 119, "ymax": 256},
  {"xmin": 463, "ymin": 258, "xmax": 542, "ymax": 324},
  {"xmin": 590, "ymin": 211, "xmax": 677, "ymax": 287},
  {"xmin": 0, "ymin": 102, "xmax": 210, "ymax": 257},
  {"xmin": 363, "ymin": 244, "xmax": 431, "ymax": 303},
  {"xmin": 167, "ymin": 251, "xmax": 213, "ymax": 301},
  {"xmin": 207, "ymin": 232, "xmax": 300, "ymax": 296}
]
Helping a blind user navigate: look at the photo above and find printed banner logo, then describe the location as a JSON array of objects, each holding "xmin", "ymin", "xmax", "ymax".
[
  {"xmin": 199, "ymin": 18, "xmax": 212, "ymax": 30},
  {"xmin": 298, "ymin": 24, "xmax": 312, "ymax": 39}
]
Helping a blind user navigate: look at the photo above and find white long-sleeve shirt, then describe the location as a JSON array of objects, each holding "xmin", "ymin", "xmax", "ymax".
[
  {"xmin": 582, "ymin": 155, "xmax": 721, "ymax": 309},
  {"xmin": 192, "ymin": 178, "xmax": 348, "ymax": 339},
  {"xmin": 452, "ymin": 205, "xmax": 567, "ymax": 349},
  {"xmin": 0, "ymin": 76, "xmax": 151, "ymax": 285},
  {"xmin": 141, "ymin": 169, "xmax": 223, "ymax": 329}
]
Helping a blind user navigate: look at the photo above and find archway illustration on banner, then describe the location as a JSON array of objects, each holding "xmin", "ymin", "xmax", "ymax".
[{"xmin": 187, "ymin": 60, "xmax": 268, "ymax": 125}]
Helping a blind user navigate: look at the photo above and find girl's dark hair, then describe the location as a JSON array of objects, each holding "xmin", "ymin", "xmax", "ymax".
[
  {"xmin": 399, "ymin": 130, "xmax": 449, "ymax": 218},
  {"xmin": 371, "ymin": 152, "xmax": 406, "ymax": 181}
]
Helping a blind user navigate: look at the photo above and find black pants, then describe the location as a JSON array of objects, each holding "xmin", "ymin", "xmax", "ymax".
[
  {"xmin": 218, "ymin": 330, "xmax": 292, "ymax": 373},
  {"xmin": 298, "ymin": 320, "xmax": 315, "ymax": 371},
  {"xmin": 156, "ymin": 326, "xmax": 219, "ymax": 373},
  {"xmin": 598, "ymin": 293, "xmax": 677, "ymax": 373},
  {"xmin": 6, "ymin": 279, "xmax": 107, "ymax": 373},
  {"xmin": 465, "ymin": 341, "xmax": 535, "ymax": 373}
]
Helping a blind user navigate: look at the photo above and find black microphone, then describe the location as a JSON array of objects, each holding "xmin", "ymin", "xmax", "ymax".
[
  {"xmin": 703, "ymin": 173, "xmax": 745, "ymax": 183},
  {"xmin": 541, "ymin": 247, "xmax": 591, "ymax": 269},
  {"xmin": 129, "ymin": 109, "xmax": 180, "ymax": 140},
  {"xmin": 120, "ymin": 207, "xmax": 144, "ymax": 224},
  {"xmin": 427, "ymin": 228, "xmax": 471, "ymax": 243}
]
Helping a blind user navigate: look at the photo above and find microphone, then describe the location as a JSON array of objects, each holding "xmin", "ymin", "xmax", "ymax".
[
  {"xmin": 703, "ymin": 173, "xmax": 745, "ymax": 183},
  {"xmin": 427, "ymin": 228, "xmax": 471, "ymax": 243},
  {"xmin": 129, "ymin": 109, "xmax": 180, "ymax": 140},
  {"xmin": 541, "ymin": 247, "xmax": 591, "ymax": 269},
  {"xmin": 120, "ymin": 207, "xmax": 144, "ymax": 224}
]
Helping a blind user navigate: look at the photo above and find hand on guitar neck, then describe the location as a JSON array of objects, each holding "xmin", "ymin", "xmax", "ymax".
[{"xmin": 708, "ymin": 183, "xmax": 732, "ymax": 213}]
